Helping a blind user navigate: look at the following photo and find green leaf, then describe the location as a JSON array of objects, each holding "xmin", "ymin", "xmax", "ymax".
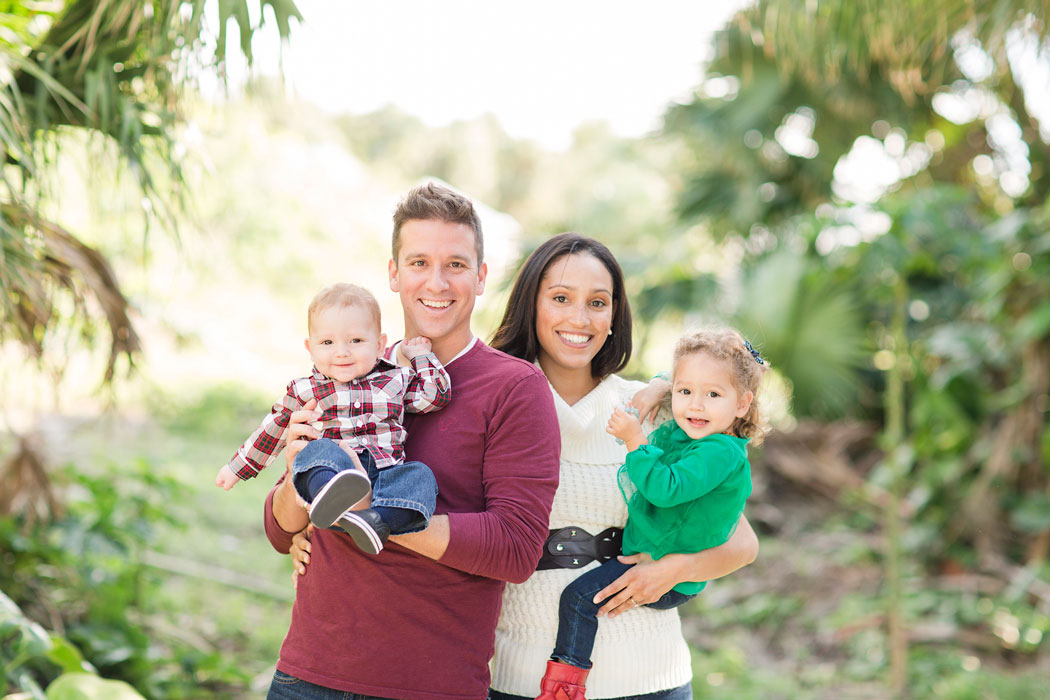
[
  {"xmin": 46, "ymin": 635, "xmax": 93, "ymax": 674},
  {"xmin": 45, "ymin": 673, "xmax": 146, "ymax": 700}
]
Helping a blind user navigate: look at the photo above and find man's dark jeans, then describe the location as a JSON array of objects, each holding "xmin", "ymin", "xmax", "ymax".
[{"xmin": 267, "ymin": 669, "xmax": 398, "ymax": 700}]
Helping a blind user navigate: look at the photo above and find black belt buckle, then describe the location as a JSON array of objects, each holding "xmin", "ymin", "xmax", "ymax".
[{"xmin": 536, "ymin": 526, "xmax": 623, "ymax": 570}]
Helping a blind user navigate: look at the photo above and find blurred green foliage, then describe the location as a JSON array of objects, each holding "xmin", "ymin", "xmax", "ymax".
[
  {"xmin": 0, "ymin": 456, "xmax": 267, "ymax": 698},
  {"xmin": 657, "ymin": 0, "xmax": 1050, "ymax": 695},
  {"xmin": 1, "ymin": 0, "xmax": 1049, "ymax": 698},
  {"xmin": 0, "ymin": 0, "xmax": 301, "ymax": 384},
  {"xmin": 653, "ymin": 0, "xmax": 1050, "ymax": 532},
  {"xmin": 2, "ymin": 464, "xmax": 160, "ymax": 696}
]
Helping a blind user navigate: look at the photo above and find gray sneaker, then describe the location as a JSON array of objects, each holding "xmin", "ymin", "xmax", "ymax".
[
  {"xmin": 335, "ymin": 508, "xmax": 390, "ymax": 554},
  {"xmin": 308, "ymin": 469, "xmax": 372, "ymax": 529}
]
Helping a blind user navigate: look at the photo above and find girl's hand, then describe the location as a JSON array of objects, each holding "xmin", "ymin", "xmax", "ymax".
[
  {"xmin": 606, "ymin": 405, "xmax": 645, "ymax": 451},
  {"xmin": 289, "ymin": 525, "xmax": 314, "ymax": 590},
  {"xmin": 631, "ymin": 377, "xmax": 671, "ymax": 424},
  {"xmin": 594, "ymin": 552, "xmax": 680, "ymax": 619}
]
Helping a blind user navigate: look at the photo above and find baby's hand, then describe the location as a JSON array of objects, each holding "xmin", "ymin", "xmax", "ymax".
[
  {"xmin": 402, "ymin": 336, "xmax": 433, "ymax": 360},
  {"xmin": 215, "ymin": 465, "xmax": 239, "ymax": 491},
  {"xmin": 607, "ymin": 404, "xmax": 646, "ymax": 451}
]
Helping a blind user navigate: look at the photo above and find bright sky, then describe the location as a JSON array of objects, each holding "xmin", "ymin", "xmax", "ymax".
[{"xmin": 239, "ymin": 0, "xmax": 749, "ymax": 150}]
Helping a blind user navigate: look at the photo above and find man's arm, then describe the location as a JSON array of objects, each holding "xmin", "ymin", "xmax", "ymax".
[
  {"xmin": 389, "ymin": 514, "xmax": 450, "ymax": 559},
  {"xmin": 262, "ymin": 399, "xmax": 320, "ymax": 552},
  {"xmin": 396, "ymin": 369, "xmax": 560, "ymax": 584}
]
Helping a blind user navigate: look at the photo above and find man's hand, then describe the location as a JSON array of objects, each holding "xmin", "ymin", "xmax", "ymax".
[
  {"xmin": 284, "ymin": 398, "xmax": 321, "ymax": 467},
  {"xmin": 401, "ymin": 336, "xmax": 433, "ymax": 360},
  {"xmin": 215, "ymin": 465, "xmax": 239, "ymax": 490},
  {"xmin": 607, "ymin": 405, "xmax": 646, "ymax": 452},
  {"xmin": 289, "ymin": 525, "xmax": 313, "ymax": 590}
]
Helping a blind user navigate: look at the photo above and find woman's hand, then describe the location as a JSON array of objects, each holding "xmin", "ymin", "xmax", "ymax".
[
  {"xmin": 594, "ymin": 553, "xmax": 682, "ymax": 618},
  {"xmin": 289, "ymin": 525, "xmax": 314, "ymax": 590},
  {"xmin": 630, "ymin": 377, "xmax": 671, "ymax": 424},
  {"xmin": 595, "ymin": 516, "xmax": 759, "ymax": 617}
]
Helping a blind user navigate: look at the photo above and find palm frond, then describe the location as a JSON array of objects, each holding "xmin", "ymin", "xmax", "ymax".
[
  {"xmin": 0, "ymin": 0, "xmax": 302, "ymax": 384},
  {"xmin": 2, "ymin": 200, "xmax": 140, "ymax": 381}
]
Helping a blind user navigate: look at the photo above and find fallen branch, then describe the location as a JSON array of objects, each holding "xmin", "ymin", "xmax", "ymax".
[{"xmin": 142, "ymin": 550, "xmax": 293, "ymax": 602}]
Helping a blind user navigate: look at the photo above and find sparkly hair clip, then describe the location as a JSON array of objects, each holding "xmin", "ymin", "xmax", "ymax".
[{"xmin": 744, "ymin": 339, "xmax": 765, "ymax": 365}]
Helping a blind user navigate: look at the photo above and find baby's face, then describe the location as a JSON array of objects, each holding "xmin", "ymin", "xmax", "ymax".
[{"xmin": 305, "ymin": 303, "xmax": 386, "ymax": 383}]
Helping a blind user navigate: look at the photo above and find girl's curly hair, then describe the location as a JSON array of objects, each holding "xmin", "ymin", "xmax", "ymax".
[{"xmin": 673, "ymin": 327, "xmax": 771, "ymax": 445}]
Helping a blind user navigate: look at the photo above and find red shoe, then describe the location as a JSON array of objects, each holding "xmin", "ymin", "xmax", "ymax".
[{"xmin": 534, "ymin": 659, "xmax": 589, "ymax": 700}]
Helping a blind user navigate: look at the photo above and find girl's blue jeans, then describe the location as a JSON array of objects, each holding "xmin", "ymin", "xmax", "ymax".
[
  {"xmin": 553, "ymin": 558, "xmax": 697, "ymax": 669},
  {"xmin": 291, "ymin": 437, "xmax": 437, "ymax": 534}
]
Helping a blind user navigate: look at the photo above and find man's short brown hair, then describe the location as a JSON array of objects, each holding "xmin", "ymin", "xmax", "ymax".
[{"xmin": 392, "ymin": 182, "xmax": 484, "ymax": 265}]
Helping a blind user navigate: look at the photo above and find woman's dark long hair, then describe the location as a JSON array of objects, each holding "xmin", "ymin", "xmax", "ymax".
[{"xmin": 490, "ymin": 233, "xmax": 632, "ymax": 379}]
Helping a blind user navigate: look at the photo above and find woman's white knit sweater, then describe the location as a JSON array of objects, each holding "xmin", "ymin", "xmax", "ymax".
[{"xmin": 490, "ymin": 374, "xmax": 692, "ymax": 698}]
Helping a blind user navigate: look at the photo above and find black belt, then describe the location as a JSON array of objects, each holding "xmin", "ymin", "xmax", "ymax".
[{"xmin": 536, "ymin": 526, "xmax": 624, "ymax": 570}]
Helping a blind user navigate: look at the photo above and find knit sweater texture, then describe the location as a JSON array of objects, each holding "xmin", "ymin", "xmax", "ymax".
[{"xmin": 490, "ymin": 374, "xmax": 692, "ymax": 698}]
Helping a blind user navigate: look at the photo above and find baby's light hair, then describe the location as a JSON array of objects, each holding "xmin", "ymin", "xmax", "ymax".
[
  {"xmin": 673, "ymin": 327, "xmax": 770, "ymax": 444},
  {"xmin": 307, "ymin": 283, "xmax": 381, "ymax": 334}
]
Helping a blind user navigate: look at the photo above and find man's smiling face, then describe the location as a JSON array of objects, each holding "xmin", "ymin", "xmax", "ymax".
[{"xmin": 388, "ymin": 218, "xmax": 487, "ymax": 358}]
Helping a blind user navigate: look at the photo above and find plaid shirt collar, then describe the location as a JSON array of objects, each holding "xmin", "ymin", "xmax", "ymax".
[{"xmin": 309, "ymin": 356, "xmax": 398, "ymax": 384}]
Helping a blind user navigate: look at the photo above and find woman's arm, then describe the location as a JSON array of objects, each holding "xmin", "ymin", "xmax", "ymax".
[
  {"xmin": 595, "ymin": 514, "xmax": 758, "ymax": 619},
  {"xmin": 630, "ymin": 376, "xmax": 671, "ymax": 424}
]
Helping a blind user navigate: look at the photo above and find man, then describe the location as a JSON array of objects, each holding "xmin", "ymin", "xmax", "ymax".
[{"xmin": 264, "ymin": 183, "xmax": 561, "ymax": 700}]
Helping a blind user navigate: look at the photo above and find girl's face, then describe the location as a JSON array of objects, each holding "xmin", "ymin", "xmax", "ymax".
[
  {"xmin": 534, "ymin": 252, "xmax": 615, "ymax": 375},
  {"xmin": 671, "ymin": 351, "xmax": 753, "ymax": 440}
]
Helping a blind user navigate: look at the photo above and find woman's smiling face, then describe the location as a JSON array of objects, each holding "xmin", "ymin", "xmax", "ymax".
[{"xmin": 534, "ymin": 252, "xmax": 615, "ymax": 375}]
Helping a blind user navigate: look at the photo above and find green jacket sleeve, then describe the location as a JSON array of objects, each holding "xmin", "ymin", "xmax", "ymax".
[{"xmin": 624, "ymin": 438, "xmax": 743, "ymax": 508}]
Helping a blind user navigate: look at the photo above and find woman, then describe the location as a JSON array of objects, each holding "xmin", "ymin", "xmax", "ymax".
[
  {"xmin": 291, "ymin": 233, "xmax": 758, "ymax": 699},
  {"xmin": 485, "ymin": 233, "xmax": 757, "ymax": 700}
]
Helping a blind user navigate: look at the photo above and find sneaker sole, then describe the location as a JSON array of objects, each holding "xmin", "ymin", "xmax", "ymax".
[
  {"xmin": 308, "ymin": 470, "xmax": 372, "ymax": 529},
  {"xmin": 336, "ymin": 512, "xmax": 384, "ymax": 554}
]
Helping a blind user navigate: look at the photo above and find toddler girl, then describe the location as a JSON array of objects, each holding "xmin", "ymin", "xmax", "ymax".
[{"xmin": 534, "ymin": 327, "xmax": 768, "ymax": 700}]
